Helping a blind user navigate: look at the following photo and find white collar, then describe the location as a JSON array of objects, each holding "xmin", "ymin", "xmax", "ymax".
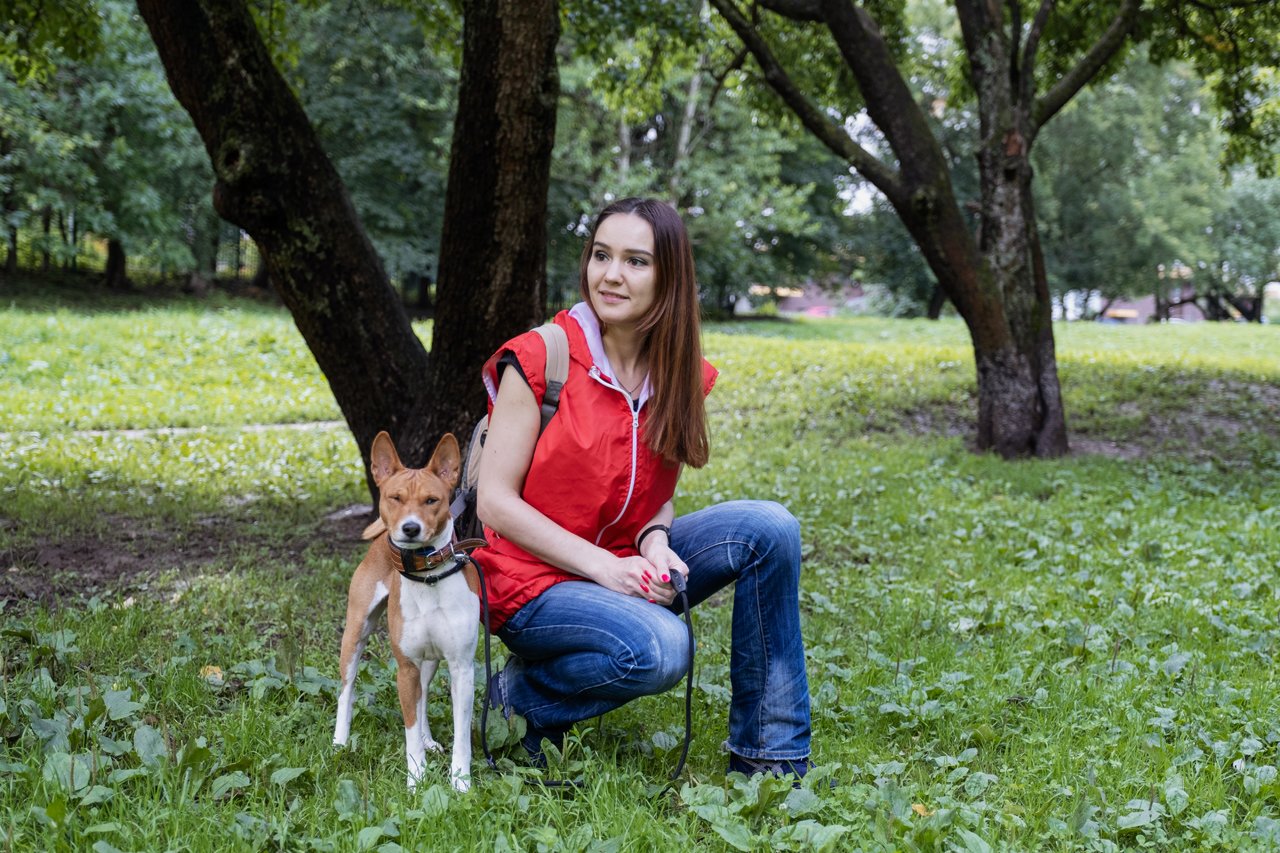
[{"xmin": 568, "ymin": 302, "xmax": 651, "ymax": 407}]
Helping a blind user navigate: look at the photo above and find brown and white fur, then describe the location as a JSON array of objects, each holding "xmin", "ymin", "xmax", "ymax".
[{"xmin": 333, "ymin": 431, "xmax": 478, "ymax": 792}]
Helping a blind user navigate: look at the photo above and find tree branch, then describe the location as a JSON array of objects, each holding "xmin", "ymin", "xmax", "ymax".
[
  {"xmin": 757, "ymin": 0, "xmax": 823, "ymax": 21},
  {"xmin": 1019, "ymin": 0, "xmax": 1056, "ymax": 107},
  {"xmin": 752, "ymin": 0, "xmax": 824, "ymax": 21},
  {"xmin": 707, "ymin": 0, "xmax": 902, "ymax": 199},
  {"xmin": 1033, "ymin": 0, "xmax": 1142, "ymax": 129}
]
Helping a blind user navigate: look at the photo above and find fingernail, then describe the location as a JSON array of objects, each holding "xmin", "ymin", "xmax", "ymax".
[
  {"xmin": 661, "ymin": 574, "xmax": 670, "ymax": 583},
  {"xmin": 640, "ymin": 585, "xmax": 649, "ymax": 593},
  {"xmin": 648, "ymin": 599, "xmax": 655, "ymax": 603},
  {"xmin": 642, "ymin": 572, "xmax": 652, "ymax": 581}
]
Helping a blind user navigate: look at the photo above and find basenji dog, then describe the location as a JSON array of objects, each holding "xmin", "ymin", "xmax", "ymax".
[{"xmin": 333, "ymin": 431, "xmax": 480, "ymax": 792}]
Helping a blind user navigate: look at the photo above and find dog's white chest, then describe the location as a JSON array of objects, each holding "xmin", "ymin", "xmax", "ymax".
[{"xmin": 396, "ymin": 575, "xmax": 478, "ymax": 660}]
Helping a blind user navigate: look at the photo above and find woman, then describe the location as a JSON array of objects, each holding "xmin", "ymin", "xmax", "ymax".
[{"xmin": 473, "ymin": 197, "xmax": 812, "ymax": 777}]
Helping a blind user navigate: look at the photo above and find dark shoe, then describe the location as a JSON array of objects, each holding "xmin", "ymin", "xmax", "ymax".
[
  {"xmin": 487, "ymin": 665, "xmax": 562, "ymax": 768},
  {"xmin": 728, "ymin": 753, "xmax": 811, "ymax": 779}
]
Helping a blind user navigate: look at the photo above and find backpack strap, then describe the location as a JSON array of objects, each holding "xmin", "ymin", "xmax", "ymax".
[
  {"xmin": 453, "ymin": 321, "xmax": 570, "ymax": 526},
  {"xmin": 531, "ymin": 322, "xmax": 569, "ymax": 435}
]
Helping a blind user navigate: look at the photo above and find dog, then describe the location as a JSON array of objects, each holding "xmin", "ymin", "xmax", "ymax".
[{"xmin": 333, "ymin": 431, "xmax": 479, "ymax": 792}]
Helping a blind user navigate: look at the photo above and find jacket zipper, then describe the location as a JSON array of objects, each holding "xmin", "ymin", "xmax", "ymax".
[{"xmin": 588, "ymin": 365, "xmax": 639, "ymax": 546}]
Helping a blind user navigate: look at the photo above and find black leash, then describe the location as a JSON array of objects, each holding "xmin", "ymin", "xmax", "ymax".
[
  {"xmin": 664, "ymin": 570, "xmax": 695, "ymax": 792},
  {"xmin": 472, "ymin": 555, "xmax": 695, "ymax": 792}
]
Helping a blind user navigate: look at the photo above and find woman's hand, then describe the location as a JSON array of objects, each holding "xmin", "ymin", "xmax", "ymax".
[
  {"xmin": 637, "ymin": 542, "xmax": 688, "ymax": 606},
  {"xmin": 592, "ymin": 554, "xmax": 664, "ymax": 601}
]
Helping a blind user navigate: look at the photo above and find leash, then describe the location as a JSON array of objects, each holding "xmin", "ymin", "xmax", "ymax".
[{"xmin": 472, "ymin": 553, "xmax": 695, "ymax": 794}]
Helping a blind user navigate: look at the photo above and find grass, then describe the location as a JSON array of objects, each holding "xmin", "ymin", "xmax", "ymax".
[{"xmin": 1, "ymin": 281, "xmax": 1279, "ymax": 850}]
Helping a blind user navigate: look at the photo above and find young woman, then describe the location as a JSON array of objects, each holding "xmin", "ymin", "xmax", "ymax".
[{"xmin": 473, "ymin": 197, "xmax": 812, "ymax": 777}]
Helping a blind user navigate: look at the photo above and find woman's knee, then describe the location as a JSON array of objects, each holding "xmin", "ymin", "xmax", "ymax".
[
  {"xmin": 735, "ymin": 500, "xmax": 801, "ymax": 566},
  {"xmin": 625, "ymin": 615, "xmax": 691, "ymax": 694}
]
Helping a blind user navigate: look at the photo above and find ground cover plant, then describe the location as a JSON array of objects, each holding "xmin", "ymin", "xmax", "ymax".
[{"xmin": 1, "ymin": 282, "xmax": 1278, "ymax": 850}]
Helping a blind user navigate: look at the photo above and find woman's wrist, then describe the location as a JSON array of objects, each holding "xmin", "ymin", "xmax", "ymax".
[{"xmin": 636, "ymin": 523, "xmax": 670, "ymax": 554}]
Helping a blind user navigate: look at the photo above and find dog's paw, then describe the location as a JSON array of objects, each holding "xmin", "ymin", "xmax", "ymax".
[
  {"xmin": 451, "ymin": 771, "xmax": 471, "ymax": 793},
  {"xmin": 423, "ymin": 737, "xmax": 444, "ymax": 754}
]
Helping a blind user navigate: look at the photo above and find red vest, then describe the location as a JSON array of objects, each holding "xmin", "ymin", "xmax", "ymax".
[{"xmin": 472, "ymin": 308, "xmax": 717, "ymax": 631}]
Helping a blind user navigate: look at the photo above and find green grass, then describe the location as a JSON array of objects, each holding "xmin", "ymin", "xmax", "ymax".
[{"xmin": 2, "ymin": 284, "xmax": 1279, "ymax": 850}]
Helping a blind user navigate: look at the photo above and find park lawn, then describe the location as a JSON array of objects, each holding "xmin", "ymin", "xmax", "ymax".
[{"xmin": 1, "ymin": 289, "xmax": 1278, "ymax": 851}]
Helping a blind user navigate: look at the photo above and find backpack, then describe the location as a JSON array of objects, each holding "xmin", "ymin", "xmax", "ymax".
[{"xmin": 451, "ymin": 322, "xmax": 569, "ymax": 541}]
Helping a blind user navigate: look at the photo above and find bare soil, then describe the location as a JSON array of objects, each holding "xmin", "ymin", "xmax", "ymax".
[{"xmin": 0, "ymin": 506, "xmax": 373, "ymax": 611}]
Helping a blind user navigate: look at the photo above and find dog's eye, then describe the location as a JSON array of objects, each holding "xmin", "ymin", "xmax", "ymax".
[
  {"xmin": 388, "ymin": 494, "xmax": 403, "ymax": 503},
  {"xmin": 425, "ymin": 497, "xmax": 439, "ymax": 506}
]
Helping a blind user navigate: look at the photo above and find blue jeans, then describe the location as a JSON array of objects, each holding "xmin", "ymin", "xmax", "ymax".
[{"xmin": 495, "ymin": 500, "xmax": 810, "ymax": 761}]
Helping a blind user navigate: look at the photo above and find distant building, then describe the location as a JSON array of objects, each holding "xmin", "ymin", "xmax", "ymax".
[{"xmin": 772, "ymin": 282, "xmax": 867, "ymax": 316}]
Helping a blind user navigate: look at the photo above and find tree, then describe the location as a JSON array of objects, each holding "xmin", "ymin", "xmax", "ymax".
[
  {"xmin": 1033, "ymin": 56, "xmax": 1222, "ymax": 315},
  {"xmin": 135, "ymin": 0, "xmax": 560, "ymax": 494},
  {"xmin": 707, "ymin": 0, "xmax": 1280, "ymax": 457},
  {"xmin": 1198, "ymin": 172, "xmax": 1280, "ymax": 321},
  {"xmin": 284, "ymin": 2, "xmax": 458, "ymax": 286},
  {"xmin": 547, "ymin": 22, "xmax": 850, "ymax": 314},
  {"xmin": 0, "ymin": 1, "xmax": 213, "ymax": 285}
]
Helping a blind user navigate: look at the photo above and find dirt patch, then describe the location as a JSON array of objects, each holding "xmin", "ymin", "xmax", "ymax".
[{"xmin": 0, "ymin": 505, "xmax": 374, "ymax": 611}]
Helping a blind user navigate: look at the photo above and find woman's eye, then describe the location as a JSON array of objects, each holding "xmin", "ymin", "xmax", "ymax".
[
  {"xmin": 628, "ymin": 257, "xmax": 648, "ymax": 267},
  {"xmin": 594, "ymin": 251, "xmax": 608, "ymax": 261}
]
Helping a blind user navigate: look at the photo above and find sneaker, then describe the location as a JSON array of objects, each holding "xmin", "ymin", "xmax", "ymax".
[
  {"xmin": 728, "ymin": 753, "xmax": 811, "ymax": 779},
  {"xmin": 487, "ymin": 665, "xmax": 562, "ymax": 768}
]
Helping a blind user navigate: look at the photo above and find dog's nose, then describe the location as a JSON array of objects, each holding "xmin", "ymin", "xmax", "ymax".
[{"xmin": 400, "ymin": 521, "xmax": 421, "ymax": 539}]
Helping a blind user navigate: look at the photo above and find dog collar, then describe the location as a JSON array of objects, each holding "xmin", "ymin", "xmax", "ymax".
[{"xmin": 391, "ymin": 537, "xmax": 488, "ymax": 585}]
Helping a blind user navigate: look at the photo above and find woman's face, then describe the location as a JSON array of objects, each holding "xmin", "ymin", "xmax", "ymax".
[{"xmin": 585, "ymin": 213, "xmax": 657, "ymax": 330}]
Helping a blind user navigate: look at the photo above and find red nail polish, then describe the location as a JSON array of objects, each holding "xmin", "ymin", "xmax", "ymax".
[
  {"xmin": 648, "ymin": 599, "xmax": 655, "ymax": 603},
  {"xmin": 661, "ymin": 574, "xmax": 670, "ymax": 583},
  {"xmin": 640, "ymin": 585, "xmax": 649, "ymax": 593}
]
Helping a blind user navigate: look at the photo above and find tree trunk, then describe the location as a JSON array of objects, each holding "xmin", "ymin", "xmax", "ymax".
[
  {"xmin": 426, "ymin": 0, "xmax": 560, "ymax": 461},
  {"xmin": 0, "ymin": 132, "xmax": 14, "ymax": 278},
  {"xmin": 2, "ymin": 224, "xmax": 14, "ymax": 276},
  {"xmin": 926, "ymin": 284, "xmax": 946, "ymax": 319},
  {"xmin": 40, "ymin": 207, "xmax": 52, "ymax": 272},
  {"xmin": 137, "ymin": 0, "xmax": 558, "ymax": 496},
  {"xmin": 713, "ymin": 0, "xmax": 1074, "ymax": 457},
  {"xmin": 104, "ymin": 239, "xmax": 128, "ymax": 289}
]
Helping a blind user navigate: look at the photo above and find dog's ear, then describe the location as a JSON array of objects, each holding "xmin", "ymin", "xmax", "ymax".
[
  {"xmin": 361, "ymin": 518, "xmax": 387, "ymax": 540},
  {"xmin": 369, "ymin": 431, "xmax": 403, "ymax": 486},
  {"xmin": 428, "ymin": 433, "xmax": 461, "ymax": 490}
]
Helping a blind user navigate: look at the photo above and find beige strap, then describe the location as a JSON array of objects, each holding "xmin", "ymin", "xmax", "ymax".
[{"xmin": 533, "ymin": 322, "xmax": 569, "ymax": 387}]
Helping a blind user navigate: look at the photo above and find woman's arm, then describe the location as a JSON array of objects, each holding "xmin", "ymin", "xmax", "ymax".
[
  {"xmin": 636, "ymin": 501, "xmax": 689, "ymax": 599},
  {"xmin": 476, "ymin": 369, "xmax": 661, "ymax": 600}
]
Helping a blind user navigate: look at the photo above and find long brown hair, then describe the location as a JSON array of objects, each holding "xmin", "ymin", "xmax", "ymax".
[{"xmin": 579, "ymin": 198, "xmax": 710, "ymax": 468}]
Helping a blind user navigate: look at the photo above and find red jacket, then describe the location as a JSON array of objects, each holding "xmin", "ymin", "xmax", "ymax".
[{"xmin": 472, "ymin": 305, "xmax": 717, "ymax": 631}]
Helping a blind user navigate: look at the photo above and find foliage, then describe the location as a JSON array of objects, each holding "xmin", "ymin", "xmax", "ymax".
[
  {"xmin": 1, "ymin": 289, "xmax": 1278, "ymax": 849},
  {"xmin": 549, "ymin": 22, "xmax": 852, "ymax": 313},
  {"xmin": 1033, "ymin": 56, "xmax": 1222, "ymax": 305},
  {"xmin": 0, "ymin": 0, "xmax": 103, "ymax": 82},
  {"xmin": 0, "ymin": 1, "xmax": 212, "ymax": 278},
  {"xmin": 281, "ymin": 1, "xmax": 460, "ymax": 283}
]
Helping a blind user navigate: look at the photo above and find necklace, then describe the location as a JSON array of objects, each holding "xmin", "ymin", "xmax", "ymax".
[{"xmin": 618, "ymin": 371, "xmax": 646, "ymax": 397}]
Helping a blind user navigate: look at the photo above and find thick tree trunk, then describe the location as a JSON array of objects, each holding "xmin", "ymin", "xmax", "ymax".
[
  {"xmin": 716, "ymin": 0, "xmax": 1072, "ymax": 458},
  {"xmin": 426, "ymin": 0, "xmax": 560, "ymax": 461},
  {"xmin": 137, "ymin": 0, "xmax": 558, "ymax": 498},
  {"xmin": 137, "ymin": 0, "xmax": 436, "ymax": 495},
  {"xmin": 104, "ymin": 238, "xmax": 128, "ymax": 289}
]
